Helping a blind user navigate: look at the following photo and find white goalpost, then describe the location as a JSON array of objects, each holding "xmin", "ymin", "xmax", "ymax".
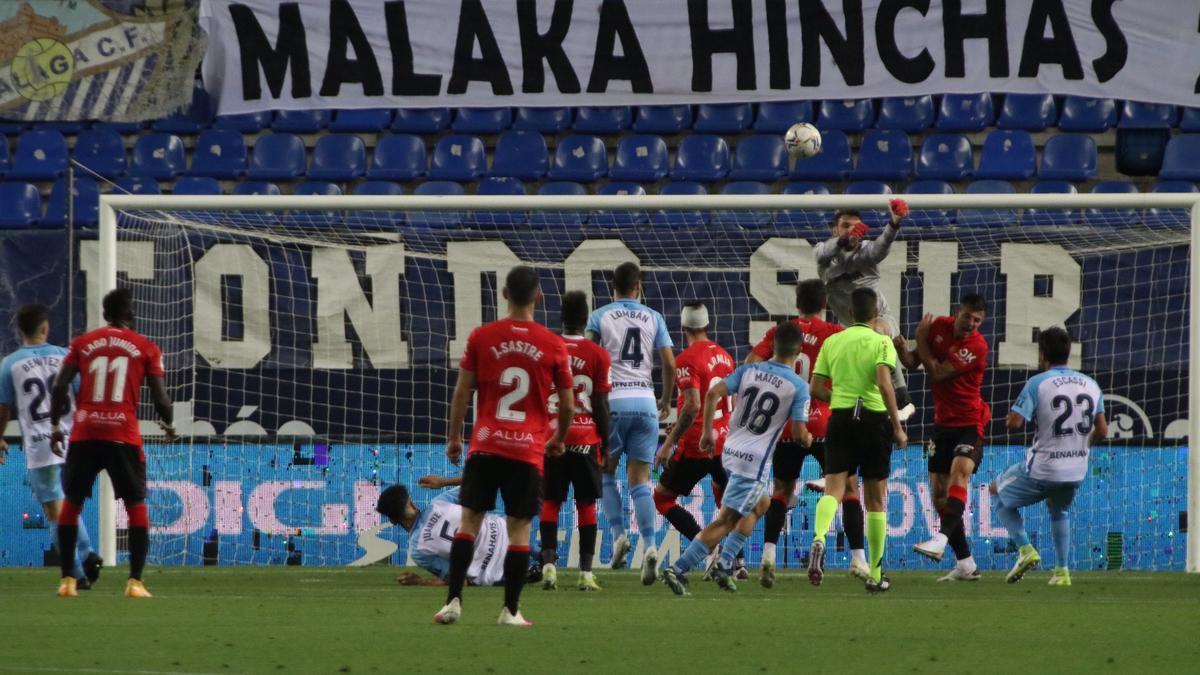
[{"xmin": 93, "ymin": 192, "xmax": 1200, "ymax": 573}]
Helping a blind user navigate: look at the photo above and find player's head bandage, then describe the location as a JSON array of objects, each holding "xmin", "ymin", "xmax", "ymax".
[{"xmin": 681, "ymin": 304, "xmax": 709, "ymax": 330}]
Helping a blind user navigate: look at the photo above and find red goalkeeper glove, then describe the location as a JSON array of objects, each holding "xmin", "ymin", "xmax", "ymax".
[
  {"xmin": 849, "ymin": 222, "xmax": 870, "ymax": 240},
  {"xmin": 889, "ymin": 198, "xmax": 909, "ymax": 223}
]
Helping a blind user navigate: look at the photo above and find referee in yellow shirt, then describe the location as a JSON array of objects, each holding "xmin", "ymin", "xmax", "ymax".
[{"xmin": 806, "ymin": 287, "xmax": 908, "ymax": 593}]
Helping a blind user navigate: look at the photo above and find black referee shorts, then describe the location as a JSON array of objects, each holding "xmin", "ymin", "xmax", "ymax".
[
  {"xmin": 63, "ymin": 441, "xmax": 147, "ymax": 503},
  {"xmin": 459, "ymin": 452, "xmax": 541, "ymax": 519},
  {"xmin": 824, "ymin": 409, "xmax": 893, "ymax": 481}
]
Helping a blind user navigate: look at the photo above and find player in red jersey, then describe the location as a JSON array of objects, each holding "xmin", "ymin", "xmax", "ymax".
[
  {"xmin": 49, "ymin": 288, "xmax": 174, "ymax": 599},
  {"xmin": 748, "ymin": 279, "xmax": 870, "ymax": 586},
  {"xmin": 652, "ymin": 301, "xmax": 734, "ymax": 567},
  {"xmin": 896, "ymin": 294, "xmax": 990, "ymax": 581},
  {"xmin": 535, "ymin": 290, "xmax": 611, "ymax": 592},
  {"xmin": 434, "ymin": 266, "xmax": 574, "ymax": 627}
]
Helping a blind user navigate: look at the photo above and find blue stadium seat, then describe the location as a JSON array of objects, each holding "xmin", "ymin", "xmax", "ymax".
[
  {"xmin": 936, "ymin": 93, "xmax": 994, "ymax": 132},
  {"xmin": 1119, "ymin": 101, "xmax": 1179, "ymax": 128},
  {"xmin": 694, "ymin": 104, "xmax": 753, "ymax": 133},
  {"xmin": 902, "ymin": 180, "xmax": 954, "ymax": 227},
  {"xmin": 958, "ymin": 180, "xmax": 1015, "ymax": 227},
  {"xmin": 40, "ymin": 122, "xmax": 86, "ymax": 135},
  {"xmin": 452, "ymin": 107, "xmax": 512, "ymax": 133},
  {"xmin": 789, "ymin": 129, "xmax": 851, "ymax": 181},
  {"xmin": 1085, "ymin": 181, "xmax": 1138, "ymax": 227},
  {"xmin": 592, "ymin": 182, "xmax": 648, "ymax": 228},
  {"xmin": 975, "ymin": 130, "xmax": 1036, "ymax": 180},
  {"xmin": 1039, "ymin": 134, "xmax": 1098, "ymax": 180},
  {"xmin": 731, "ymin": 135, "xmax": 789, "ymax": 181},
  {"xmin": 114, "ymin": 176, "xmax": 161, "ymax": 195},
  {"xmin": 1024, "ymin": 180, "xmax": 1079, "ymax": 227},
  {"xmin": 1147, "ymin": 134, "xmax": 1200, "ymax": 181},
  {"xmin": 90, "ymin": 121, "xmax": 146, "ymax": 136},
  {"xmin": 714, "ymin": 181, "xmax": 772, "ymax": 227},
  {"xmin": 368, "ymin": 134, "xmax": 426, "ymax": 182},
  {"xmin": 0, "ymin": 120, "xmax": 27, "ymax": 135},
  {"xmin": 73, "ymin": 128, "xmax": 126, "ymax": 179},
  {"xmin": 44, "ymin": 176, "xmax": 100, "ymax": 228},
  {"xmin": 172, "ymin": 176, "xmax": 222, "ymax": 195},
  {"xmin": 633, "ymin": 105, "xmax": 693, "ymax": 134},
  {"xmin": 998, "ymin": 94, "xmax": 1056, "ymax": 131},
  {"xmin": 611, "ymin": 135, "xmax": 669, "ymax": 182},
  {"xmin": 513, "ymin": 107, "xmax": 572, "ymax": 133},
  {"xmin": 852, "ymin": 129, "xmax": 912, "ymax": 181},
  {"xmin": 548, "ymin": 135, "xmax": 607, "ymax": 182},
  {"xmin": 272, "ymin": 109, "xmax": 330, "ymax": 133},
  {"xmin": 428, "ymin": 135, "xmax": 487, "ymax": 181},
  {"xmin": 650, "ymin": 182, "xmax": 709, "ymax": 228},
  {"xmin": 9, "ymin": 130, "xmax": 68, "ymax": 180},
  {"xmin": 573, "ymin": 106, "xmax": 632, "ymax": 133},
  {"xmin": 1058, "ymin": 96, "xmax": 1116, "ymax": 132},
  {"xmin": 754, "ymin": 101, "xmax": 814, "ymax": 133},
  {"xmin": 151, "ymin": 82, "xmax": 212, "ymax": 134},
  {"xmin": 1180, "ymin": 108, "xmax": 1200, "ymax": 132},
  {"xmin": 876, "ymin": 96, "xmax": 934, "ymax": 132},
  {"xmin": 0, "ymin": 183, "xmax": 40, "ymax": 228},
  {"xmin": 470, "ymin": 177, "xmax": 528, "ymax": 227},
  {"xmin": 190, "ymin": 129, "xmax": 247, "ymax": 179},
  {"xmin": 246, "ymin": 133, "xmax": 307, "ymax": 180},
  {"xmin": 286, "ymin": 182, "xmax": 343, "ymax": 229},
  {"xmin": 916, "ymin": 133, "xmax": 973, "ymax": 181},
  {"xmin": 230, "ymin": 182, "xmax": 281, "ymax": 226},
  {"xmin": 348, "ymin": 181, "xmax": 405, "ymax": 229},
  {"xmin": 843, "ymin": 180, "xmax": 892, "ymax": 225},
  {"xmin": 211, "ymin": 111, "xmax": 273, "ymax": 133},
  {"xmin": 130, "ymin": 133, "xmax": 186, "ymax": 179},
  {"xmin": 1115, "ymin": 129, "xmax": 1169, "ymax": 176},
  {"xmin": 817, "ymin": 99, "xmax": 875, "ymax": 132},
  {"xmin": 391, "ymin": 108, "xmax": 451, "ymax": 133},
  {"xmin": 0, "ymin": 135, "xmax": 7, "ymax": 175},
  {"xmin": 531, "ymin": 182, "xmax": 588, "ymax": 228},
  {"xmin": 776, "ymin": 181, "xmax": 833, "ymax": 230},
  {"xmin": 232, "ymin": 181, "xmax": 281, "ymax": 196},
  {"xmin": 490, "ymin": 131, "xmax": 548, "ymax": 180},
  {"xmin": 1146, "ymin": 181, "xmax": 1199, "ymax": 227},
  {"xmin": 409, "ymin": 181, "xmax": 467, "ymax": 228},
  {"xmin": 308, "ymin": 134, "xmax": 367, "ymax": 181},
  {"xmin": 671, "ymin": 135, "xmax": 730, "ymax": 182},
  {"xmin": 330, "ymin": 108, "xmax": 393, "ymax": 132}
]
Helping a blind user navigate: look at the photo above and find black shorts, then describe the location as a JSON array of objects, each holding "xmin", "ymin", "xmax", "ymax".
[
  {"xmin": 659, "ymin": 455, "xmax": 727, "ymax": 496},
  {"xmin": 63, "ymin": 441, "xmax": 147, "ymax": 503},
  {"xmin": 543, "ymin": 445, "xmax": 603, "ymax": 503},
  {"xmin": 928, "ymin": 425, "xmax": 984, "ymax": 475},
  {"xmin": 459, "ymin": 453, "xmax": 541, "ymax": 519},
  {"xmin": 824, "ymin": 409, "xmax": 893, "ymax": 481},
  {"xmin": 772, "ymin": 439, "xmax": 826, "ymax": 482}
]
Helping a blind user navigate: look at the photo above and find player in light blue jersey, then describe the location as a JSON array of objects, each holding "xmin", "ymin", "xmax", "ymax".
[
  {"xmin": 0, "ymin": 305, "xmax": 101, "ymax": 588},
  {"xmin": 992, "ymin": 327, "xmax": 1108, "ymax": 587},
  {"xmin": 660, "ymin": 323, "xmax": 811, "ymax": 595},
  {"xmin": 586, "ymin": 262, "xmax": 675, "ymax": 583}
]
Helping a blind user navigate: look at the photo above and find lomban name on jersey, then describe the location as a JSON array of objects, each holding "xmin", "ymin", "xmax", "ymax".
[
  {"xmin": 607, "ymin": 310, "xmax": 651, "ymax": 323},
  {"xmin": 19, "ymin": 356, "xmax": 61, "ymax": 373},
  {"xmin": 489, "ymin": 340, "xmax": 544, "ymax": 361},
  {"xmin": 81, "ymin": 336, "xmax": 143, "ymax": 358}
]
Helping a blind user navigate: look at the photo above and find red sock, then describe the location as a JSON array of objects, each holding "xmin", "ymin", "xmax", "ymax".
[
  {"xmin": 948, "ymin": 485, "xmax": 968, "ymax": 506},
  {"xmin": 577, "ymin": 502, "xmax": 597, "ymax": 527},
  {"xmin": 540, "ymin": 500, "xmax": 561, "ymax": 523},
  {"xmin": 127, "ymin": 502, "xmax": 149, "ymax": 528},
  {"xmin": 652, "ymin": 490, "xmax": 676, "ymax": 516},
  {"xmin": 59, "ymin": 500, "xmax": 82, "ymax": 526}
]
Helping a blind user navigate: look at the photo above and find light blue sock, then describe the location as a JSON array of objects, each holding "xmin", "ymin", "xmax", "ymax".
[
  {"xmin": 996, "ymin": 500, "xmax": 1030, "ymax": 548},
  {"xmin": 75, "ymin": 520, "xmax": 94, "ymax": 573},
  {"xmin": 671, "ymin": 537, "xmax": 712, "ymax": 574},
  {"xmin": 629, "ymin": 482, "xmax": 657, "ymax": 551},
  {"xmin": 719, "ymin": 530, "xmax": 748, "ymax": 569},
  {"xmin": 601, "ymin": 473, "xmax": 625, "ymax": 539},
  {"xmin": 1050, "ymin": 513, "xmax": 1070, "ymax": 567}
]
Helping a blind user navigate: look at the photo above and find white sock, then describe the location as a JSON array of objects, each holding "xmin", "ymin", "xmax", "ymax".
[
  {"xmin": 762, "ymin": 542, "xmax": 776, "ymax": 560},
  {"xmin": 851, "ymin": 548, "xmax": 867, "ymax": 565},
  {"xmin": 957, "ymin": 555, "xmax": 976, "ymax": 571}
]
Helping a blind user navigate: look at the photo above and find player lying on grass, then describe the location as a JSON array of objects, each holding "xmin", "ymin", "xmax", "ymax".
[
  {"xmin": 992, "ymin": 327, "xmax": 1107, "ymax": 587},
  {"xmin": 376, "ymin": 475, "xmax": 507, "ymax": 588},
  {"xmin": 895, "ymin": 295, "xmax": 990, "ymax": 581},
  {"xmin": 660, "ymin": 322, "xmax": 811, "ymax": 595}
]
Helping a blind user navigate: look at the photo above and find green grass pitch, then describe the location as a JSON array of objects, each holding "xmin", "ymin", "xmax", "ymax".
[{"xmin": 2, "ymin": 566, "xmax": 1199, "ymax": 674}]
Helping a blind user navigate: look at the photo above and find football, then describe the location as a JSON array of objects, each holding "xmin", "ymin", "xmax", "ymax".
[{"xmin": 785, "ymin": 122, "xmax": 822, "ymax": 159}]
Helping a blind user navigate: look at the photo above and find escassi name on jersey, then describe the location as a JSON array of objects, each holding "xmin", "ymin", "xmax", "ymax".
[{"xmin": 488, "ymin": 340, "xmax": 544, "ymax": 362}]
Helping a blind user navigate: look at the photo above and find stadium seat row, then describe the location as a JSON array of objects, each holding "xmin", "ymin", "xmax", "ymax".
[
  {"xmin": 4, "ymin": 93, "xmax": 1198, "ymax": 137},
  {"xmin": 3, "ymin": 175, "xmax": 1193, "ymax": 230},
  {"xmin": 14, "ymin": 128, "xmax": 1200, "ymax": 184}
]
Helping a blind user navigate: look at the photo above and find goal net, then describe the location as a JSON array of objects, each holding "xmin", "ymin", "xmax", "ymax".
[{"xmin": 94, "ymin": 193, "xmax": 1199, "ymax": 572}]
